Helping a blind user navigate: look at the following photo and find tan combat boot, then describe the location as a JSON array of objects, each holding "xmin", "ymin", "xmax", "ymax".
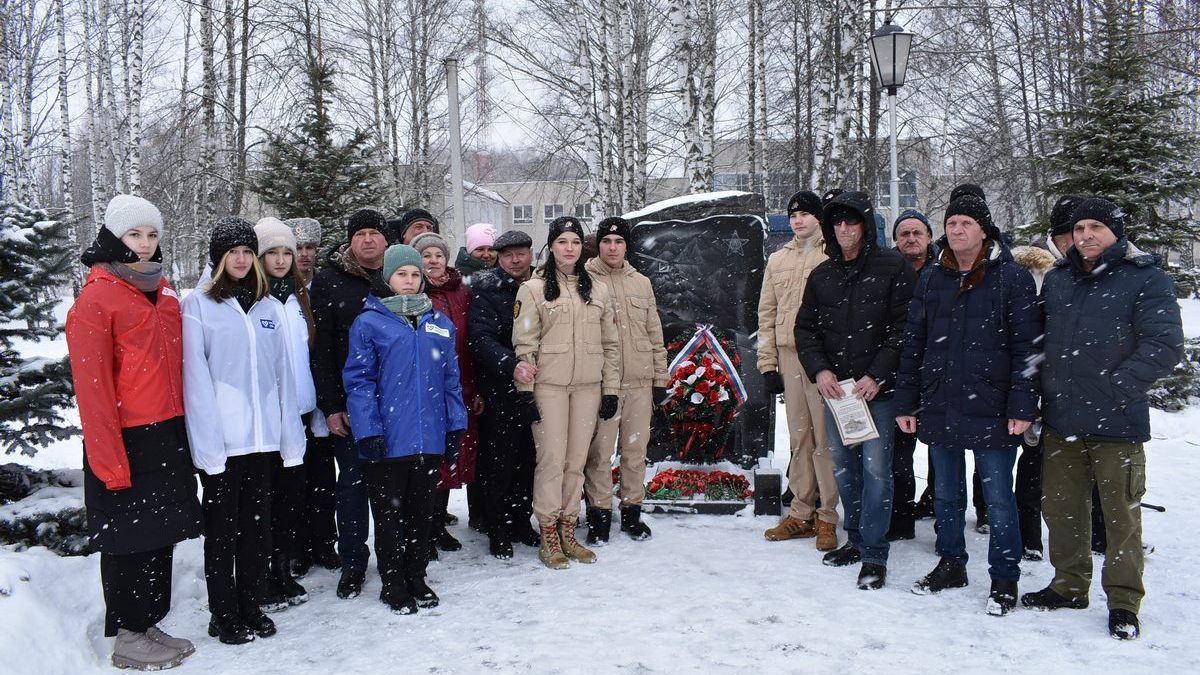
[
  {"xmin": 558, "ymin": 517, "xmax": 597, "ymax": 564},
  {"xmin": 538, "ymin": 521, "xmax": 570, "ymax": 570},
  {"xmin": 815, "ymin": 519, "xmax": 838, "ymax": 551},
  {"xmin": 764, "ymin": 515, "xmax": 816, "ymax": 541}
]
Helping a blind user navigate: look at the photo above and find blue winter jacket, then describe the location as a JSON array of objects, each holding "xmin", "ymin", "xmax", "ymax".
[
  {"xmin": 1041, "ymin": 239, "xmax": 1184, "ymax": 443},
  {"xmin": 343, "ymin": 295, "xmax": 468, "ymax": 460},
  {"xmin": 894, "ymin": 240, "xmax": 1042, "ymax": 448}
]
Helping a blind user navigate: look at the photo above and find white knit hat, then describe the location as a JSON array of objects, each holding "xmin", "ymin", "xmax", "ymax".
[
  {"xmin": 104, "ymin": 194, "xmax": 163, "ymax": 238},
  {"xmin": 254, "ymin": 217, "xmax": 297, "ymax": 256},
  {"xmin": 285, "ymin": 217, "xmax": 322, "ymax": 246}
]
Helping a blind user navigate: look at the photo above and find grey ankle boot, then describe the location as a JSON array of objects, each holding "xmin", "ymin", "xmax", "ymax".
[
  {"xmin": 112, "ymin": 629, "xmax": 188, "ymax": 670},
  {"xmin": 145, "ymin": 626, "xmax": 195, "ymax": 657}
]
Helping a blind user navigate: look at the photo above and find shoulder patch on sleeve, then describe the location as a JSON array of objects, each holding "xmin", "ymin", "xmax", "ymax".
[{"xmin": 513, "ymin": 300, "xmax": 521, "ymax": 319}]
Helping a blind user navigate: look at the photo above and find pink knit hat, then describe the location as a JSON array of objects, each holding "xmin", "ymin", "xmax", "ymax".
[{"xmin": 465, "ymin": 223, "xmax": 498, "ymax": 253}]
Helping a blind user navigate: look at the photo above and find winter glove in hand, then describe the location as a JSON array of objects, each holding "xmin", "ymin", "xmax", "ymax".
[
  {"xmin": 358, "ymin": 435, "xmax": 387, "ymax": 461},
  {"xmin": 763, "ymin": 371, "xmax": 785, "ymax": 396},
  {"xmin": 598, "ymin": 394, "xmax": 620, "ymax": 420},
  {"xmin": 516, "ymin": 391, "xmax": 541, "ymax": 425},
  {"xmin": 652, "ymin": 386, "xmax": 670, "ymax": 407},
  {"xmin": 444, "ymin": 430, "xmax": 464, "ymax": 466}
]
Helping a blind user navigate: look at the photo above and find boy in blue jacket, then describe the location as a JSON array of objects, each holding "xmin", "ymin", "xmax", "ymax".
[{"xmin": 343, "ymin": 244, "xmax": 468, "ymax": 615}]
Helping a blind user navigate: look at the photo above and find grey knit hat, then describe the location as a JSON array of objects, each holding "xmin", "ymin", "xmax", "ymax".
[{"xmin": 410, "ymin": 232, "xmax": 451, "ymax": 262}]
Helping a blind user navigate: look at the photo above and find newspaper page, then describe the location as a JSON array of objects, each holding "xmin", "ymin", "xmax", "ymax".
[{"xmin": 825, "ymin": 379, "xmax": 880, "ymax": 445}]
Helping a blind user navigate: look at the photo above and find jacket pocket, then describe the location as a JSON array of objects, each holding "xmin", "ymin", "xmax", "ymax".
[{"xmin": 628, "ymin": 296, "xmax": 651, "ymax": 324}]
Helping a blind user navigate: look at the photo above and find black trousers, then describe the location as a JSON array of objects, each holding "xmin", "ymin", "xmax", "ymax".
[
  {"xmin": 267, "ymin": 450, "xmax": 305, "ymax": 561},
  {"xmin": 476, "ymin": 408, "xmax": 535, "ymax": 537},
  {"xmin": 891, "ymin": 425, "xmax": 917, "ymax": 525},
  {"xmin": 200, "ymin": 452, "xmax": 271, "ymax": 622},
  {"xmin": 1016, "ymin": 437, "xmax": 1044, "ymax": 551},
  {"xmin": 294, "ymin": 429, "xmax": 337, "ymax": 558},
  {"xmin": 101, "ymin": 546, "xmax": 174, "ymax": 636},
  {"xmin": 366, "ymin": 455, "xmax": 439, "ymax": 587}
]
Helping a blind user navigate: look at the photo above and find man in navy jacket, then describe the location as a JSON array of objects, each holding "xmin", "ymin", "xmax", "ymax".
[{"xmin": 1021, "ymin": 197, "xmax": 1184, "ymax": 641}]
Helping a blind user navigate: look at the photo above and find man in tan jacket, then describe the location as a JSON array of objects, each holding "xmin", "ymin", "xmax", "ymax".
[
  {"xmin": 583, "ymin": 216, "xmax": 669, "ymax": 544},
  {"xmin": 758, "ymin": 190, "xmax": 839, "ymax": 550}
]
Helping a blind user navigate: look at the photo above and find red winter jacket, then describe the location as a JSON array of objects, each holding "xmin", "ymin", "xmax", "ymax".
[{"xmin": 66, "ymin": 266, "xmax": 186, "ymax": 490}]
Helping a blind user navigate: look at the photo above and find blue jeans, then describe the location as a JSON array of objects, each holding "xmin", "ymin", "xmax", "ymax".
[
  {"xmin": 824, "ymin": 398, "xmax": 895, "ymax": 566},
  {"xmin": 331, "ymin": 434, "xmax": 370, "ymax": 573},
  {"xmin": 930, "ymin": 444, "xmax": 1021, "ymax": 581}
]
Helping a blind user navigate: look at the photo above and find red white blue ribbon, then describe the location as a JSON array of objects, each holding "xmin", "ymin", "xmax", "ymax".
[{"xmin": 668, "ymin": 324, "xmax": 747, "ymax": 405}]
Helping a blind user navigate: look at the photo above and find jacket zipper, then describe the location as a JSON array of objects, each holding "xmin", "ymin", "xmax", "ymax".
[{"xmin": 240, "ymin": 300, "xmax": 264, "ymax": 451}]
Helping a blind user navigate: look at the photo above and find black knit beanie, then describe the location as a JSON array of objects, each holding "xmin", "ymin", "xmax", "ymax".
[
  {"xmin": 949, "ymin": 183, "xmax": 986, "ymax": 203},
  {"xmin": 944, "ymin": 195, "xmax": 1000, "ymax": 240},
  {"xmin": 347, "ymin": 208, "xmax": 388, "ymax": 241},
  {"xmin": 209, "ymin": 217, "xmax": 258, "ymax": 267},
  {"xmin": 1049, "ymin": 195, "xmax": 1082, "ymax": 236},
  {"xmin": 547, "ymin": 216, "xmax": 587, "ymax": 246},
  {"xmin": 1070, "ymin": 197, "xmax": 1125, "ymax": 239},
  {"xmin": 394, "ymin": 208, "xmax": 440, "ymax": 241},
  {"xmin": 595, "ymin": 216, "xmax": 631, "ymax": 243},
  {"xmin": 786, "ymin": 190, "xmax": 822, "ymax": 217},
  {"xmin": 893, "ymin": 209, "xmax": 932, "ymax": 238},
  {"xmin": 821, "ymin": 188, "xmax": 844, "ymax": 208}
]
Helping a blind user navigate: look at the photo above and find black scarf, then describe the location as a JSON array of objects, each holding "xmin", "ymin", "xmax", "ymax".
[{"xmin": 81, "ymin": 227, "xmax": 163, "ymax": 267}]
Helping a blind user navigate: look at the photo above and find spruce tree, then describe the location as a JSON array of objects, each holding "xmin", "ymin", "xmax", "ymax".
[
  {"xmin": 1041, "ymin": 0, "xmax": 1200, "ymax": 252},
  {"xmin": 0, "ymin": 202, "xmax": 79, "ymax": 457},
  {"xmin": 253, "ymin": 59, "xmax": 384, "ymax": 248}
]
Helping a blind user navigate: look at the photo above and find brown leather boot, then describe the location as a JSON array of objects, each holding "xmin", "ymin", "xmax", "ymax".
[
  {"xmin": 764, "ymin": 515, "xmax": 816, "ymax": 541},
  {"xmin": 538, "ymin": 521, "xmax": 569, "ymax": 570},
  {"xmin": 557, "ymin": 517, "xmax": 597, "ymax": 564},
  {"xmin": 815, "ymin": 519, "xmax": 838, "ymax": 551}
]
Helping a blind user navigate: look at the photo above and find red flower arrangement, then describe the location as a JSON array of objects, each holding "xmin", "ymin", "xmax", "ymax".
[
  {"xmin": 662, "ymin": 328, "xmax": 744, "ymax": 461},
  {"xmin": 645, "ymin": 468, "xmax": 752, "ymax": 502}
]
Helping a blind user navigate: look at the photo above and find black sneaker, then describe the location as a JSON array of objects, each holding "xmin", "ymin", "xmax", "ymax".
[
  {"xmin": 336, "ymin": 569, "xmax": 365, "ymax": 599},
  {"xmin": 822, "ymin": 542, "xmax": 861, "ymax": 567},
  {"xmin": 241, "ymin": 609, "xmax": 276, "ymax": 638},
  {"xmin": 586, "ymin": 508, "xmax": 612, "ymax": 545},
  {"xmin": 208, "ymin": 616, "xmax": 254, "ymax": 645},
  {"xmin": 1109, "ymin": 609, "xmax": 1140, "ymax": 640},
  {"xmin": 1020, "ymin": 586, "xmax": 1088, "ymax": 611},
  {"xmin": 986, "ymin": 579, "xmax": 1018, "ymax": 616},
  {"xmin": 856, "ymin": 563, "xmax": 887, "ymax": 590},
  {"xmin": 407, "ymin": 577, "xmax": 439, "ymax": 608},
  {"xmin": 381, "ymin": 585, "xmax": 417, "ymax": 615},
  {"xmin": 912, "ymin": 558, "xmax": 968, "ymax": 595}
]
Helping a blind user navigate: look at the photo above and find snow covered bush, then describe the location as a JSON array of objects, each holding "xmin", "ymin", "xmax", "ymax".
[
  {"xmin": 1149, "ymin": 337, "xmax": 1200, "ymax": 412},
  {"xmin": 0, "ymin": 465, "xmax": 89, "ymax": 556}
]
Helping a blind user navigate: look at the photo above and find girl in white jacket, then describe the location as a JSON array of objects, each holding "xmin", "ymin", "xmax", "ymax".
[
  {"xmin": 253, "ymin": 217, "xmax": 317, "ymax": 611},
  {"xmin": 182, "ymin": 217, "xmax": 305, "ymax": 646}
]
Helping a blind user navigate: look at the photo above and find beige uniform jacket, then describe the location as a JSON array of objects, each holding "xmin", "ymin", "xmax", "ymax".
[
  {"xmin": 756, "ymin": 235, "xmax": 827, "ymax": 373},
  {"xmin": 513, "ymin": 269, "xmax": 621, "ymax": 395},
  {"xmin": 584, "ymin": 257, "xmax": 669, "ymax": 389}
]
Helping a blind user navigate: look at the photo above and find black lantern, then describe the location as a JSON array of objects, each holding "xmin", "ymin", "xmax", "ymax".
[{"xmin": 868, "ymin": 21, "xmax": 914, "ymax": 94}]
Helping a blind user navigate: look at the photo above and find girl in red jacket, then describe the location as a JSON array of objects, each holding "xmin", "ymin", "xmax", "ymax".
[{"xmin": 66, "ymin": 195, "xmax": 203, "ymax": 671}]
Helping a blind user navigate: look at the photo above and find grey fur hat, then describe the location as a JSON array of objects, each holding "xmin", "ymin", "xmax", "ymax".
[{"xmin": 286, "ymin": 217, "xmax": 322, "ymax": 246}]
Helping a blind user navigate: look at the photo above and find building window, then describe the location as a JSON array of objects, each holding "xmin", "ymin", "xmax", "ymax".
[
  {"xmin": 573, "ymin": 203, "xmax": 592, "ymax": 222},
  {"xmin": 513, "ymin": 204, "xmax": 533, "ymax": 224},
  {"xmin": 544, "ymin": 204, "xmax": 565, "ymax": 222}
]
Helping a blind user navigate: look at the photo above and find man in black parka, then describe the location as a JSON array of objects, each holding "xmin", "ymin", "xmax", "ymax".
[
  {"xmin": 468, "ymin": 230, "xmax": 542, "ymax": 559},
  {"xmin": 795, "ymin": 190, "xmax": 916, "ymax": 591}
]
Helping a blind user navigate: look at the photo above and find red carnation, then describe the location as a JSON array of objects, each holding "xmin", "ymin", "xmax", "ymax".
[
  {"xmin": 695, "ymin": 380, "xmax": 711, "ymax": 394},
  {"xmin": 707, "ymin": 389, "xmax": 720, "ymax": 404}
]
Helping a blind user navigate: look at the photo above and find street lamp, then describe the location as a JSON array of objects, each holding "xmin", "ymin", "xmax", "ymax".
[{"xmin": 868, "ymin": 20, "xmax": 914, "ymax": 231}]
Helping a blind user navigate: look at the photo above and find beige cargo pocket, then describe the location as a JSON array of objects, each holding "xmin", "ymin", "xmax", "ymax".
[{"xmin": 1126, "ymin": 449, "xmax": 1147, "ymax": 502}]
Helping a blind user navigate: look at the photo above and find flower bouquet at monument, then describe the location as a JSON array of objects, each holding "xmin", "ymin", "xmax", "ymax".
[
  {"xmin": 661, "ymin": 325, "xmax": 747, "ymax": 462},
  {"xmin": 645, "ymin": 468, "xmax": 752, "ymax": 502}
]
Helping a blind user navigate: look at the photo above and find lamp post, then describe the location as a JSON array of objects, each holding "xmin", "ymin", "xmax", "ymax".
[
  {"xmin": 445, "ymin": 57, "xmax": 466, "ymax": 243},
  {"xmin": 868, "ymin": 20, "xmax": 914, "ymax": 231}
]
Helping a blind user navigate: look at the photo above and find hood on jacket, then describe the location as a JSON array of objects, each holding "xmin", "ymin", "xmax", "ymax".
[
  {"xmin": 584, "ymin": 256, "xmax": 633, "ymax": 278},
  {"xmin": 1060, "ymin": 237, "xmax": 1158, "ymax": 276},
  {"xmin": 455, "ymin": 246, "xmax": 489, "ymax": 277},
  {"xmin": 819, "ymin": 191, "xmax": 877, "ymax": 262},
  {"xmin": 1011, "ymin": 245, "xmax": 1056, "ymax": 275}
]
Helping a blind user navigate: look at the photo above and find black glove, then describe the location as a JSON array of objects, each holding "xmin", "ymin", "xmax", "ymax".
[
  {"xmin": 652, "ymin": 386, "xmax": 670, "ymax": 407},
  {"xmin": 358, "ymin": 435, "xmax": 387, "ymax": 461},
  {"xmin": 599, "ymin": 394, "xmax": 620, "ymax": 420},
  {"xmin": 763, "ymin": 371, "xmax": 785, "ymax": 396},
  {"xmin": 444, "ymin": 430, "xmax": 464, "ymax": 466},
  {"xmin": 516, "ymin": 391, "xmax": 541, "ymax": 425}
]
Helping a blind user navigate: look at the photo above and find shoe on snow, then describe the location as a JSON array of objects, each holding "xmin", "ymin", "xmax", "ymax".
[
  {"xmin": 620, "ymin": 505, "xmax": 652, "ymax": 541},
  {"xmin": 145, "ymin": 626, "xmax": 194, "ymax": 658},
  {"xmin": 336, "ymin": 569, "xmax": 365, "ymax": 599},
  {"xmin": 241, "ymin": 609, "xmax": 276, "ymax": 638},
  {"xmin": 313, "ymin": 548, "xmax": 342, "ymax": 571},
  {"xmin": 517, "ymin": 524, "xmax": 542, "ymax": 547},
  {"xmin": 435, "ymin": 526, "xmax": 462, "ymax": 552},
  {"xmin": 490, "ymin": 534, "xmax": 514, "ymax": 560},
  {"xmin": 381, "ymin": 585, "xmax": 417, "ymax": 615},
  {"xmin": 586, "ymin": 507, "xmax": 612, "ymax": 545},
  {"xmin": 856, "ymin": 563, "xmax": 887, "ymax": 590},
  {"xmin": 1109, "ymin": 609, "xmax": 1140, "ymax": 640},
  {"xmin": 207, "ymin": 617, "xmax": 254, "ymax": 645},
  {"xmin": 912, "ymin": 558, "xmax": 968, "ymax": 595},
  {"xmin": 407, "ymin": 577, "xmax": 440, "ymax": 608},
  {"xmin": 444, "ymin": 511, "xmax": 459, "ymax": 526},
  {"xmin": 112, "ymin": 628, "xmax": 189, "ymax": 670},
  {"xmin": 822, "ymin": 542, "xmax": 861, "ymax": 568},
  {"xmin": 1022, "ymin": 547, "xmax": 1044, "ymax": 562},
  {"xmin": 986, "ymin": 579, "xmax": 1018, "ymax": 616},
  {"xmin": 1020, "ymin": 585, "xmax": 1088, "ymax": 611}
]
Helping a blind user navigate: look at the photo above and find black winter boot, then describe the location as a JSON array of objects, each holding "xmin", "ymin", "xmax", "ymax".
[
  {"xmin": 241, "ymin": 608, "xmax": 276, "ymax": 638},
  {"xmin": 381, "ymin": 585, "xmax": 417, "ymax": 615},
  {"xmin": 1020, "ymin": 585, "xmax": 1088, "ymax": 611},
  {"xmin": 620, "ymin": 505, "xmax": 651, "ymax": 541},
  {"xmin": 290, "ymin": 553, "xmax": 313, "ymax": 578},
  {"xmin": 856, "ymin": 563, "xmax": 887, "ymax": 590},
  {"xmin": 272, "ymin": 553, "xmax": 308, "ymax": 606},
  {"xmin": 1109, "ymin": 609, "xmax": 1140, "ymax": 640},
  {"xmin": 336, "ymin": 568, "xmax": 365, "ymax": 599},
  {"xmin": 821, "ymin": 542, "xmax": 861, "ymax": 567},
  {"xmin": 434, "ymin": 524, "xmax": 462, "ymax": 552},
  {"xmin": 258, "ymin": 575, "xmax": 289, "ymax": 613},
  {"xmin": 586, "ymin": 508, "xmax": 612, "ymax": 545},
  {"xmin": 911, "ymin": 558, "xmax": 968, "ymax": 595},
  {"xmin": 517, "ymin": 523, "xmax": 542, "ymax": 547},
  {"xmin": 208, "ymin": 616, "xmax": 254, "ymax": 645},
  {"xmin": 312, "ymin": 547, "xmax": 341, "ymax": 571},
  {"xmin": 986, "ymin": 579, "xmax": 1018, "ymax": 616},
  {"xmin": 407, "ymin": 577, "xmax": 440, "ymax": 608},
  {"xmin": 489, "ymin": 523, "xmax": 514, "ymax": 560}
]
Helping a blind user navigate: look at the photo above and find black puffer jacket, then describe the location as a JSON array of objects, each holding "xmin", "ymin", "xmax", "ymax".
[
  {"xmin": 794, "ymin": 191, "xmax": 916, "ymax": 397},
  {"xmin": 468, "ymin": 266, "xmax": 523, "ymax": 398},
  {"xmin": 310, "ymin": 243, "xmax": 393, "ymax": 415}
]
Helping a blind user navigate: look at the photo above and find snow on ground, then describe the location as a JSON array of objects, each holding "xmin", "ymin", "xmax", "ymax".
[{"xmin": 2, "ymin": 301, "xmax": 1200, "ymax": 674}]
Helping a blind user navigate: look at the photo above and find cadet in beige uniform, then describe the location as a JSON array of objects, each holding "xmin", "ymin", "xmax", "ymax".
[
  {"xmin": 759, "ymin": 190, "xmax": 840, "ymax": 551},
  {"xmin": 513, "ymin": 216, "xmax": 621, "ymax": 570},
  {"xmin": 582, "ymin": 217, "xmax": 669, "ymax": 544}
]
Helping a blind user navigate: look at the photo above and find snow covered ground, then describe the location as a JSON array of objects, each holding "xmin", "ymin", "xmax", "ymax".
[{"xmin": 3, "ymin": 301, "xmax": 1199, "ymax": 674}]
